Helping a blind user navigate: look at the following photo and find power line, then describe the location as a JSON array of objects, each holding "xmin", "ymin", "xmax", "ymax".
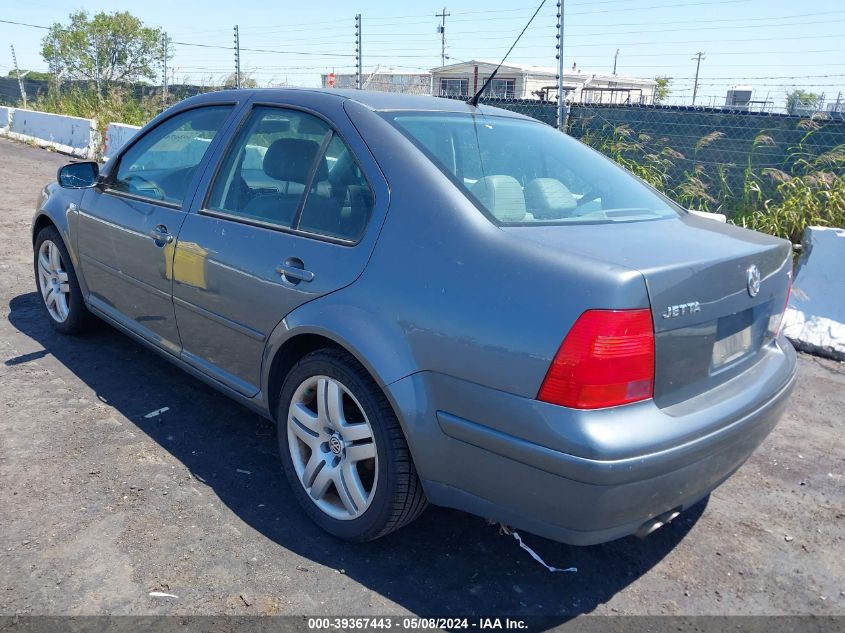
[
  {"xmin": 285, "ymin": 17, "xmax": 845, "ymax": 45},
  {"xmin": 0, "ymin": 18, "xmax": 49, "ymax": 29},
  {"xmin": 171, "ymin": 40, "xmax": 356, "ymax": 57}
]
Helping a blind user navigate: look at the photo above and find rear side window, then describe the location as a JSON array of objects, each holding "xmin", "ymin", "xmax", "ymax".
[
  {"xmin": 207, "ymin": 106, "xmax": 374, "ymax": 242},
  {"xmin": 112, "ymin": 106, "xmax": 232, "ymax": 205},
  {"xmin": 386, "ymin": 112, "xmax": 680, "ymax": 225},
  {"xmin": 298, "ymin": 135, "xmax": 374, "ymax": 242}
]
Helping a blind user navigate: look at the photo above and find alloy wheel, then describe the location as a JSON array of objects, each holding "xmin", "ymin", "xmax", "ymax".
[
  {"xmin": 37, "ymin": 240, "xmax": 71, "ymax": 323},
  {"xmin": 286, "ymin": 375, "xmax": 378, "ymax": 520}
]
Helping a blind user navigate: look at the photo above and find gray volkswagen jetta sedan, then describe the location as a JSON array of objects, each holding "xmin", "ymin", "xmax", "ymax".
[{"xmin": 32, "ymin": 89, "xmax": 796, "ymax": 545}]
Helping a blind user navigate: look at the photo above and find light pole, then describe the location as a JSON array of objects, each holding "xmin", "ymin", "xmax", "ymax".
[{"xmin": 691, "ymin": 51, "xmax": 705, "ymax": 106}]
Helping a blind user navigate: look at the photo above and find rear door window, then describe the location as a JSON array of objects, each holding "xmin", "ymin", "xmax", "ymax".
[
  {"xmin": 297, "ymin": 135, "xmax": 374, "ymax": 242},
  {"xmin": 206, "ymin": 106, "xmax": 374, "ymax": 242}
]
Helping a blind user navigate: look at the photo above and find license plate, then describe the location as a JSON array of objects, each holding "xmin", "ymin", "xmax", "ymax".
[{"xmin": 712, "ymin": 325, "xmax": 753, "ymax": 367}]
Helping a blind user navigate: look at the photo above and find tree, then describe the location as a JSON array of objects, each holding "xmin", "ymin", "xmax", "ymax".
[
  {"xmin": 654, "ymin": 76, "xmax": 672, "ymax": 105},
  {"xmin": 222, "ymin": 73, "xmax": 259, "ymax": 89},
  {"xmin": 7, "ymin": 70, "xmax": 52, "ymax": 81},
  {"xmin": 785, "ymin": 89, "xmax": 821, "ymax": 114},
  {"xmin": 41, "ymin": 11, "xmax": 166, "ymax": 95}
]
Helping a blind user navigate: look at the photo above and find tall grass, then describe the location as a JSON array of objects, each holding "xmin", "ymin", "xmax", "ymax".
[
  {"xmin": 573, "ymin": 114, "xmax": 845, "ymax": 244},
  {"xmin": 26, "ymin": 86, "xmax": 165, "ymax": 159}
]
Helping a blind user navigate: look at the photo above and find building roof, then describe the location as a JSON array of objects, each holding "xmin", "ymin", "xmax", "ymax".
[
  {"xmin": 429, "ymin": 59, "xmax": 656, "ymax": 86},
  {"xmin": 430, "ymin": 59, "xmax": 558, "ymax": 75}
]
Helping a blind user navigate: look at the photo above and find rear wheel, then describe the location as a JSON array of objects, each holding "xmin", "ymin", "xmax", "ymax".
[
  {"xmin": 33, "ymin": 226, "xmax": 92, "ymax": 334},
  {"xmin": 277, "ymin": 348, "xmax": 427, "ymax": 541}
]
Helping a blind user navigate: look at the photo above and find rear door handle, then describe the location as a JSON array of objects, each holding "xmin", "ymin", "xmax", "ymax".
[
  {"xmin": 149, "ymin": 224, "xmax": 174, "ymax": 245},
  {"xmin": 276, "ymin": 258, "xmax": 315, "ymax": 284}
]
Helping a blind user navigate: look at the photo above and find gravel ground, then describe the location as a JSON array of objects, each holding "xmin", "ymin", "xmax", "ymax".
[{"xmin": 0, "ymin": 137, "xmax": 843, "ymax": 620}]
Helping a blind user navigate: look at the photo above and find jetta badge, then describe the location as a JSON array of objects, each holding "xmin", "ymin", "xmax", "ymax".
[
  {"xmin": 661, "ymin": 301, "xmax": 701, "ymax": 319},
  {"xmin": 746, "ymin": 265, "xmax": 761, "ymax": 297}
]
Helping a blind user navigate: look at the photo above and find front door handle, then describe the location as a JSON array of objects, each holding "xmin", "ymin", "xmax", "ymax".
[
  {"xmin": 276, "ymin": 258, "xmax": 315, "ymax": 284},
  {"xmin": 149, "ymin": 224, "xmax": 174, "ymax": 245}
]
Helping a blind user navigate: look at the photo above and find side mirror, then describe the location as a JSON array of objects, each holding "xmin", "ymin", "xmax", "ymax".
[{"xmin": 57, "ymin": 162, "xmax": 99, "ymax": 189}]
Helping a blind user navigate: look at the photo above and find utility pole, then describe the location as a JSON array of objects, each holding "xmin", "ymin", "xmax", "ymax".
[
  {"xmin": 233, "ymin": 25, "xmax": 241, "ymax": 89},
  {"xmin": 612, "ymin": 48, "xmax": 619, "ymax": 75},
  {"xmin": 555, "ymin": 1, "xmax": 567, "ymax": 131},
  {"xmin": 355, "ymin": 14, "xmax": 362, "ymax": 90},
  {"xmin": 162, "ymin": 33, "xmax": 168, "ymax": 107},
  {"xmin": 436, "ymin": 7, "xmax": 450, "ymax": 67},
  {"xmin": 51, "ymin": 33, "xmax": 61, "ymax": 95},
  {"xmin": 691, "ymin": 51, "xmax": 705, "ymax": 106},
  {"xmin": 11, "ymin": 45, "xmax": 27, "ymax": 109}
]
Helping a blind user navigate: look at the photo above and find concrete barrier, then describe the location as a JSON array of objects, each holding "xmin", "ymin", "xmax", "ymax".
[
  {"xmin": 4, "ymin": 109, "xmax": 98, "ymax": 158},
  {"xmin": 104, "ymin": 122, "xmax": 141, "ymax": 161},
  {"xmin": 0, "ymin": 106, "xmax": 11, "ymax": 132},
  {"xmin": 782, "ymin": 226, "xmax": 845, "ymax": 361}
]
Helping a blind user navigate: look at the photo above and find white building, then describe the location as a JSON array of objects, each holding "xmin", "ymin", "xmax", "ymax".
[
  {"xmin": 321, "ymin": 60, "xmax": 657, "ymax": 104},
  {"xmin": 429, "ymin": 60, "xmax": 657, "ymax": 104}
]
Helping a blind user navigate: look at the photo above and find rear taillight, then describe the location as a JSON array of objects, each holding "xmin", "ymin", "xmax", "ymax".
[
  {"xmin": 769, "ymin": 274, "xmax": 793, "ymax": 337},
  {"xmin": 537, "ymin": 309, "xmax": 655, "ymax": 410}
]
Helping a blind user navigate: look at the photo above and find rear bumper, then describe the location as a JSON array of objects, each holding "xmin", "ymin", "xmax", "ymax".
[{"xmin": 387, "ymin": 339, "xmax": 797, "ymax": 545}]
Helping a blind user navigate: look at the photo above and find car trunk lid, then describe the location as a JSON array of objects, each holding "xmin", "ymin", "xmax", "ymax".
[{"xmin": 504, "ymin": 213, "xmax": 792, "ymax": 408}]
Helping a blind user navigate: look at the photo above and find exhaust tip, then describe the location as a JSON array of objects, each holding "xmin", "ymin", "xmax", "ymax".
[
  {"xmin": 636, "ymin": 508, "xmax": 682, "ymax": 539},
  {"xmin": 636, "ymin": 518, "xmax": 665, "ymax": 539}
]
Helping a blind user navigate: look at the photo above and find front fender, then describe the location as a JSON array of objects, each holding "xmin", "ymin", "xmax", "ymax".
[{"xmin": 32, "ymin": 183, "xmax": 87, "ymax": 293}]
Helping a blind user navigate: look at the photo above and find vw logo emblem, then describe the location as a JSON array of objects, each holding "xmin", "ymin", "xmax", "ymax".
[
  {"xmin": 329, "ymin": 435, "xmax": 343, "ymax": 455},
  {"xmin": 746, "ymin": 265, "xmax": 761, "ymax": 297}
]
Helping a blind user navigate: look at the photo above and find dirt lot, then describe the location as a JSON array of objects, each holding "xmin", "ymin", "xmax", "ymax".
[{"xmin": 0, "ymin": 137, "xmax": 843, "ymax": 621}]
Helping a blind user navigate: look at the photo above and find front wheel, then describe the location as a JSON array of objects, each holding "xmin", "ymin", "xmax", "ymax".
[
  {"xmin": 33, "ymin": 226, "xmax": 92, "ymax": 334},
  {"xmin": 277, "ymin": 348, "xmax": 427, "ymax": 541}
]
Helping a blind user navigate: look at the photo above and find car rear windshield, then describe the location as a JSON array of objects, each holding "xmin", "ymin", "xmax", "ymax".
[{"xmin": 385, "ymin": 112, "xmax": 681, "ymax": 225}]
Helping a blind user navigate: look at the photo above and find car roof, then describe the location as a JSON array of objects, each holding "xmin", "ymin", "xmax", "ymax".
[{"xmin": 179, "ymin": 87, "xmax": 534, "ymax": 120}]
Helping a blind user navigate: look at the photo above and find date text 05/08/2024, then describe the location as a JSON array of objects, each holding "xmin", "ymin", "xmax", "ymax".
[{"xmin": 307, "ymin": 617, "xmax": 529, "ymax": 630}]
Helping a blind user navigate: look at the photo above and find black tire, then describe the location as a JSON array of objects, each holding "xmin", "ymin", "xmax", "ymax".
[
  {"xmin": 277, "ymin": 348, "xmax": 427, "ymax": 541},
  {"xmin": 33, "ymin": 225, "xmax": 93, "ymax": 335}
]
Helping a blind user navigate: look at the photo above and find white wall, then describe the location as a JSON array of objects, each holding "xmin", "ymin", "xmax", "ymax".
[
  {"xmin": 783, "ymin": 226, "xmax": 845, "ymax": 361},
  {"xmin": 7, "ymin": 109, "xmax": 98, "ymax": 157},
  {"xmin": 0, "ymin": 106, "xmax": 11, "ymax": 131},
  {"xmin": 104, "ymin": 123, "xmax": 141, "ymax": 161}
]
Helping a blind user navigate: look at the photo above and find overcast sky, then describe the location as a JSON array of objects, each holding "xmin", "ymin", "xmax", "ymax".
[{"xmin": 2, "ymin": 0, "xmax": 844, "ymax": 108}]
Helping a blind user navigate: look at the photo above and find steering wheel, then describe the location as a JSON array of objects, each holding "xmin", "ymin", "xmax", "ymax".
[{"xmin": 123, "ymin": 174, "xmax": 166, "ymax": 201}]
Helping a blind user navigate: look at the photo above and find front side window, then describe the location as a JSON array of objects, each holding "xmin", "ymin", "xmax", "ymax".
[
  {"xmin": 112, "ymin": 106, "xmax": 232, "ymax": 205},
  {"xmin": 386, "ymin": 112, "xmax": 681, "ymax": 226},
  {"xmin": 207, "ymin": 106, "xmax": 373, "ymax": 241}
]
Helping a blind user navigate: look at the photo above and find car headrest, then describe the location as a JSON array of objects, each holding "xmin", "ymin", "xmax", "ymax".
[
  {"xmin": 263, "ymin": 138, "xmax": 328, "ymax": 184},
  {"xmin": 524, "ymin": 178, "xmax": 577, "ymax": 219},
  {"xmin": 470, "ymin": 175, "xmax": 526, "ymax": 222}
]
